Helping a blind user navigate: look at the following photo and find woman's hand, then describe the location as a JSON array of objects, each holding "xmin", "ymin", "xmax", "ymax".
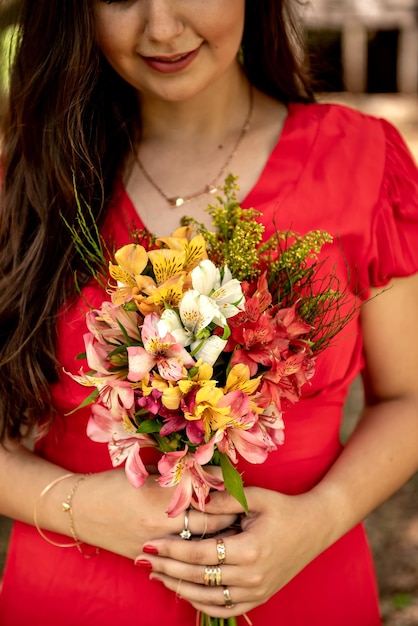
[
  {"xmin": 133, "ymin": 486, "xmax": 330, "ymax": 618},
  {"xmin": 73, "ymin": 468, "xmax": 238, "ymax": 561}
]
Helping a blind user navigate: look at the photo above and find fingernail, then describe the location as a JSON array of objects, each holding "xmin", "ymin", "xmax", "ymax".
[
  {"xmin": 134, "ymin": 558, "xmax": 153, "ymax": 570},
  {"xmin": 150, "ymin": 574, "xmax": 162, "ymax": 584},
  {"xmin": 143, "ymin": 545, "xmax": 159, "ymax": 555}
]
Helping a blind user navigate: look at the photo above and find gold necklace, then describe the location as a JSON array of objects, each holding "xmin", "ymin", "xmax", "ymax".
[{"xmin": 135, "ymin": 87, "xmax": 254, "ymax": 208}]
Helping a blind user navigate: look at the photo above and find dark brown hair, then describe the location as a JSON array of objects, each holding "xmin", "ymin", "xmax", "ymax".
[{"xmin": 0, "ymin": 0, "xmax": 314, "ymax": 443}]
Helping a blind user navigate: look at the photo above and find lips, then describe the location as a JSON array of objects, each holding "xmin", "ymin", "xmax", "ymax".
[
  {"xmin": 141, "ymin": 46, "xmax": 201, "ymax": 74},
  {"xmin": 150, "ymin": 52, "xmax": 190, "ymax": 63}
]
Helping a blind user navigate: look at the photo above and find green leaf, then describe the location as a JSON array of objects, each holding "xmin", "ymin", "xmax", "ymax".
[
  {"xmin": 221, "ymin": 325, "xmax": 231, "ymax": 341},
  {"xmin": 136, "ymin": 419, "xmax": 161, "ymax": 434},
  {"xmin": 219, "ymin": 453, "xmax": 248, "ymax": 514},
  {"xmin": 64, "ymin": 388, "xmax": 99, "ymax": 415}
]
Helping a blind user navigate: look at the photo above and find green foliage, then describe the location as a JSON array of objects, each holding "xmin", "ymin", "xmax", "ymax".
[
  {"xmin": 182, "ymin": 175, "xmax": 358, "ymax": 355},
  {"xmin": 391, "ymin": 592, "xmax": 413, "ymax": 610},
  {"xmin": 182, "ymin": 174, "xmax": 264, "ymax": 282},
  {"xmin": 219, "ymin": 452, "xmax": 248, "ymax": 514},
  {"xmin": 61, "ymin": 181, "xmax": 109, "ymax": 288}
]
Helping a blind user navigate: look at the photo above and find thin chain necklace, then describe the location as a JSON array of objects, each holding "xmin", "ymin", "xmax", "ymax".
[{"xmin": 135, "ymin": 87, "xmax": 254, "ymax": 208}]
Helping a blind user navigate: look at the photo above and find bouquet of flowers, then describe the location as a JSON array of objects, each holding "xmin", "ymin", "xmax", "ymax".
[
  {"xmin": 67, "ymin": 175, "xmax": 355, "ymax": 625},
  {"xmin": 68, "ymin": 175, "xmax": 354, "ymax": 515}
]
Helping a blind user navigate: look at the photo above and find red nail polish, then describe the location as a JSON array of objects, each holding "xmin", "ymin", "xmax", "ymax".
[
  {"xmin": 143, "ymin": 545, "xmax": 159, "ymax": 555},
  {"xmin": 134, "ymin": 558, "xmax": 153, "ymax": 569}
]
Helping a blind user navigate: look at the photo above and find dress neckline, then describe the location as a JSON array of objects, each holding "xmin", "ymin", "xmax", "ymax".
[{"xmin": 113, "ymin": 102, "xmax": 322, "ymax": 233}]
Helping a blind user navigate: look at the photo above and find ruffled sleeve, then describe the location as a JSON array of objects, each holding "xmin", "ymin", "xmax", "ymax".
[{"xmin": 367, "ymin": 119, "xmax": 418, "ymax": 287}]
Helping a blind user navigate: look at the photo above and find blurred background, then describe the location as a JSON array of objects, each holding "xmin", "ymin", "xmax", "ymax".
[{"xmin": 0, "ymin": 1, "xmax": 417, "ymax": 623}]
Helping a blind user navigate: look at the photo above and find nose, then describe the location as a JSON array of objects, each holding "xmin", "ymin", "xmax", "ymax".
[{"xmin": 143, "ymin": 0, "xmax": 184, "ymax": 44}]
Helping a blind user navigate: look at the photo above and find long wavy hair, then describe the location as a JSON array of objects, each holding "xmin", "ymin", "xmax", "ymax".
[{"xmin": 0, "ymin": 0, "xmax": 314, "ymax": 443}]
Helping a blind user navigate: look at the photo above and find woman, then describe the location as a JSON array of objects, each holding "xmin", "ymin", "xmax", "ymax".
[{"xmin": 1, "ymin": 1, "xmax": 418, "ymax": 625}]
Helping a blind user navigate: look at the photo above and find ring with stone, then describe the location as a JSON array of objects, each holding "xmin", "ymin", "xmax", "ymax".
[{"xmin": 179, "ymin": 510, "xmax": 192, "ymax": 540}]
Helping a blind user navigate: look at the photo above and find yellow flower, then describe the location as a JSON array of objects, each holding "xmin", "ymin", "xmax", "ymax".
[
  {"xmin": 148, "ymin": 249, "xmax": 187, "ymax": 284},
  {"xmin": 135, "ymin": 274, "xmax": 186, "ymax": 316},
  {"xmin": 109, "ymin": 244, "xmax": 149, "ymax": 306},
  {"xmin": 114, "ymin": 244, "xmax": 148, "ymax": 276},
  {"xmin": 157, "ymin": 228, "xmax": 207, "ymax": 273},
  {"xmin": 185, "ymin": 385, "xmax": 231, "ymax": 436},
  {"xmin": 177, "ymin": 361, "xmax": 215, "ymax": 396},
  {"xmin": 141, "ymin": 373, "xmax": 183, "ymax": 411},
  {"xmin": 224, "ymin": 364, "xmax": 261, "ymax": 395}
]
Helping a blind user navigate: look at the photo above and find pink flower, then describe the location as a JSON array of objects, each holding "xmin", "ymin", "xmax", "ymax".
[
  {"xmin": 127, "ymin": 313, "xmax": 195, "ymax": 382},
  {"xmin": 157, "ymin": 443, "xmax": 224, "ymax": 517},
  {"xmin": 87, "ymin": 404, "xmax": 155, "ymax": 488},
  {"xmin": 67, "ymin": 333, "xmax": 134, "ymax": 419},
  {"xmin": 86, "ymin": 301, "xmax": 141, "ymax": 344},
  {"xmin": 213, "ymin": 390, "xmax": 274, "ymax": 464}
]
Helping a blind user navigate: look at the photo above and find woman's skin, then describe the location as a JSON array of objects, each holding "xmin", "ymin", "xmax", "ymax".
[{"xmin": 1, "ymin": 0, "xmax": 418, "ymax": 621}]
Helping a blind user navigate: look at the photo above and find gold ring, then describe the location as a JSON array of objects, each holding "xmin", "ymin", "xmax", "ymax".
[
  {"xmin": 175, "ymin": 578, "xmax": 183, "ymax": 599},
  {"xmin": 216, "ymin": 537, "xmax": 226, "ymax": 564},
  {"xmin": 204, "ymin": 565, "xmax": 222, "ymax": 586},
  {"xmin": 223, "ymin": 586, "xmax": 234, "ymax": 608},
  {"xmin": 179, "ymin": 511, "xmax": 192, "ymax": 540}
]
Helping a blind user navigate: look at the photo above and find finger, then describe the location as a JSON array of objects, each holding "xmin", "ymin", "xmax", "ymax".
[
  {"xmin": 149, "ymin": 572, "xmax": 253, "ymax": 616},
  {"xmin": 202, "ymin": 489, "xmax": 248, "ymax": 515},
  {"xmin": 175, "ymin": 508, "xmax": 238, "ymax": 539},
  {"xmin": 136, "ymin": 555, "xmax": 249, "ymax": 588},
  {"xmin": 142, "ymin": 532, "xmax": 258, "ymax": 568}
]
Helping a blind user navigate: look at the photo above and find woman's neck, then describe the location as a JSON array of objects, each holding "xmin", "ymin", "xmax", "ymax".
[{"xmin": 138, "ymin": 66, "xmax": 251, "ymax": 148}]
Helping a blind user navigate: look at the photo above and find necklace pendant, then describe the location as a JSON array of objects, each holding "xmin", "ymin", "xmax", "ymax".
[{"xmin": 168, "ymin": 196, "xmax": 184, "ymax": 208}]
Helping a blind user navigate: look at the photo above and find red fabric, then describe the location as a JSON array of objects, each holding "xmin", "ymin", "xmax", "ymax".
[{"xmin": 1, "ymin": 103, "xmax": 418, "ymax": 626}]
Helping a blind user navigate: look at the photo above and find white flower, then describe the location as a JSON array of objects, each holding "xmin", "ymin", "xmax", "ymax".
[
  {"xmin": 191, "ymin": 335, "xmax": 228, "ymax": 366},
  {"xmin": 191, "ymin": 260, "xmax": 244, "ymax": 327},
  {"xmin": 158, "ymin": 309, "xmax": 191, "ymax": 347},
  {"xmin": 160, "ymin": 290, "xmax": 219, "ymax": 347}
]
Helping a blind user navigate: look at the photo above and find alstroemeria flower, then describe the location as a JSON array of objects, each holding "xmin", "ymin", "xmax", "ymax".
[
  {"xmin": 127, "ymin": 312, "xmax": 195, "ymax": 382},
  {"xmin": 213, "ymin": 390, "xmax": 275, "ymax": 464},
  {"xmin": 147, "ymin": 248, "xmax": 187, "ymax": 284},
  {"xmin": 182, "ymin": 385, "xmax": 231, "ymax": 436},
  {"xmin": 87, "ymin": 404, "xmax": 155, "ymax": 488},
  {"xmin": 156, "ymin": 230, "xmax": 207, "ymax": 273},
  {"xmin": 258, "ymin": 404, "xmax": 286, "ymax": 447},
  {"xmin": 136, "ymin": 274, "xmax": 186, "ymax": 315},
  {"xmin": 86, "ymin": 301, "xmax": 141, "ymax": 344},
  {"xmin": 141, "ymin": 371, "xmax": 183, "ymax": 411},
  {"xmin": 223, "ymin": 363, "xmax": 262, "ymax": 396},
  {"xmin": 190, "ymin": 335, "xmax": 227, "ymax": 366},
  {"xmin": 157, "ymin": 443, "xmax": 224, "ymax": 517},
  {"xmin": 109, "ymin": 244, "xmax": 149, "ymax": 306},
  {"xmin": 67, "ymin": 333, "xmax": 134, "ymax": 419},
  {"xmin": 159, "ymin": 290, "xmax": 219, "ymax": 348},
  {"xmin": 191, "ymin": 260, "xmax": 244, "ymax": 326},
  {"xmin": 258, "ymin": 351, "xmax": 314, "ymax": 410}
]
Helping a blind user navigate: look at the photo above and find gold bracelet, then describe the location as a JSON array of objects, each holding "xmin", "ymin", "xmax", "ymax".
[
  {"xmin": 62, "ymin": 474, "xmax": 100, "ymax": 558},
  {"xmin": 34, "ymin": 473, "xmax": 81, "ymax": 548},
  {"xmin": 61, "ymin": 475, "xmax": 87, "ymax": 554}
]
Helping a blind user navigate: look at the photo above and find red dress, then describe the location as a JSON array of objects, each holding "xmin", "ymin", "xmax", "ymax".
[{"xmin": 1, "ymin": 103, "xmax": 418, "ymax": 626}]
